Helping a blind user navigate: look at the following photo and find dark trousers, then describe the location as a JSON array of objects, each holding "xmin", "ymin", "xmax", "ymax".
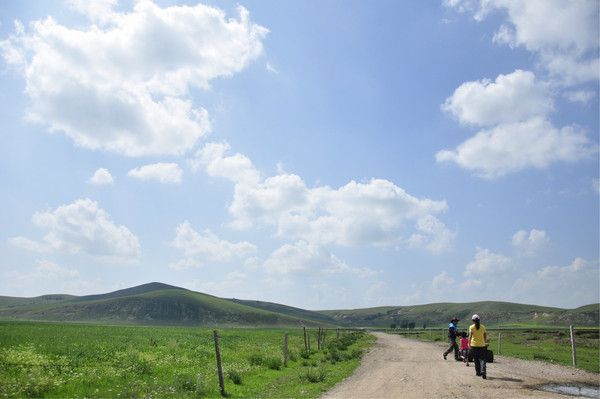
[
  {"xmin": 443, "ymin": 337, "xmax": 459, "ymax": 359},
  {"xmin": 471, "ymin": 346, "xmax": 487, "ymax": 376}
]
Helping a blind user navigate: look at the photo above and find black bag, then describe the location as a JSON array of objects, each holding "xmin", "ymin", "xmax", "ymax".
[
  {"xmin": 467, "ymin": 348, "xmax": 493, "ymax": 363},
  {"xmin": 486, "ymin": 349, "xmax": 494, "ymax": 363}
]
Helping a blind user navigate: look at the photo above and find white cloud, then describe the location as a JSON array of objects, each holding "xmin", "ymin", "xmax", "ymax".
[
  {"xmin": 266, "ymin": 62, "xmax": 279, "ymax": 74},
  {"xmin": 7, "ymin": 259, "xmax": 79, "ymax": 283},
  {"xmin": 0, "ymin": 1, "xmax": 268, "ymax": 156},
  {"xmin": 189, "ymin": 142, "xmax": 260, "ymax": 185},
  {"xmin": 460, "ymin": 278, "xmax": 482, "ymax": 289},
  {"xmin": 66, "ymin": 0, "xmax": 117, "ymax": 23},
  {"xmin": 464, "ymin": 247, "xmax": 512, "ymax": 275},
  {"xmin": 512, "ymin": 258, "xmax": 599, "ymax": 307},
  {"xmin": 171, "ymin": 221, "xmax": 256, "ymax": 265},
  {"xmin": 263, "ymin": 240, "xmax": 377, "ymax": 277},
  {"xmin": 436, "ymin": 117, "xmax": 596, "ymax": 178},
  {"xmin": 8, "ymin": 236, "xmax": 51, "ymax": 253},
  {"xmin": 128, "ymin": 163, "xmax": 182, "ymax": 184},
  {"xmin": 192, "ymin": 142, "xmax": 454, "ymax": 252},
  {"xmin": 88, "ymin": 168, "xmax": 113, "ymax": 185},
  {"xmin": 442, "ymin": 70, "xmax": 552, "ymax": 126},
  {"xmin": 447, "ymin": 0, "xmax": 599, "ymax": 85},
  {"xmin": 431, "ymin": 271, "xmax": 454, "ymax": 290},
  {"xmin": 512, "ymin": 228, "xmax": 549, "ymax": 255},
  {"xmin": 408, "ymin": 215, "xmax": 456, "ymax": 253},
  {"xmin": 564, "ymin": 90, "xmax": 596, "ymax": 105},
  {"xmin": 11, "ymin": 198, "xmax": 140, "ymax": 262}
]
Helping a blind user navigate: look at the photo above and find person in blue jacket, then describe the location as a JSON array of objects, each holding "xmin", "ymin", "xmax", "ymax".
[{"xmin": 443, "ymin": 317, "xmax": 461, "ymax": 361}]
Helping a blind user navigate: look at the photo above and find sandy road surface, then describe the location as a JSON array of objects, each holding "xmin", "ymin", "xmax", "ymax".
[{"xmin": 322, "ymin": 332, "xmax": 599, "ymax": 399}]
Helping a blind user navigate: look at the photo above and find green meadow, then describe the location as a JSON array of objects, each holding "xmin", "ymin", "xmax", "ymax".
[
  {"xmin": 392, "ymin": 327, "xmax": 599, "ymax": 374},
  {"xmin": 0, "ymin": 321, "xmax": 375, "ymax": 398}
]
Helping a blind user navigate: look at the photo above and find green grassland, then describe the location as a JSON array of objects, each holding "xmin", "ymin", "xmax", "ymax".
[
  {"xmin": 0, "ymin": 321, "xmax": 374, "ymax": 398},
  {"xmin": 391, "ymin": 327, "xmax": 599, "ymax": 374}
]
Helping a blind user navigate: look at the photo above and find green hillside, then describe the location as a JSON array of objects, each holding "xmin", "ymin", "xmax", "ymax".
[
  {"xmin": 1, "ymin": 283, "xmax": 597, "ymax": 327},
  {"xmin": 0, "ymin": 283, "xmax": 332, "ymax": 327},
  {"xmin": 318, "ymin": 301, "xmax": 600, "ymax": 327}
]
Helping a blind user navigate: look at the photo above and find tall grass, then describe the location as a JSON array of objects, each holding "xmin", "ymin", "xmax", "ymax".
[{"xmin": 0, "ymin": 321, "xmax": 374, "ymax": 398}]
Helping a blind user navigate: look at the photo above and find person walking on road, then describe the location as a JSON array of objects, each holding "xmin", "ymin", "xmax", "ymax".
[
  {"xmin": 468, "ymin": 314, "xmax": 488, "ymax": 379},
  {"xmin": 443, "ymin": 317, "xmax": 461, "ymax": 361}
]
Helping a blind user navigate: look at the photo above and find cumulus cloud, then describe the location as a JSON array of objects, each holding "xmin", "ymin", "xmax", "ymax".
[
  {"xmin": 189, "ymin": 142, "xmax": 260, "ymax": 185},
  {"xmin": 88, "ymin": 168, "xmax": 113, "ymax": 185},
  {"xmin": 436, "ymin": 117, "xmax": 595, "ymax": 178},
  {"xmin": 447, "ymin": 0, "xmax": 599, "ymax": 85},
  {"xmin": 512, "ymin": 258, "xmax": 599, "ymax": 307},
  {"xmin": 191, "ymin": 142, "xmax": 453, "ymax": 251},
  {"xmin": 0, "ymin": 1, "xmax": 267, "ymax": 156},
  {"xmin": 564, "ymin": 90, "xmax": 596, "ymax": 105},
  {"xmin": 128, "ymin": 163, "xmax": 182, "ymax": 184},
  {"xmin": 170, "ymin": 221, "xmax": 256, "ymax": 268},
  {"xmin": 263, "ymin": 241, "xmax": 377, "ymax": 277},
  {"xmin": 66, "ymin": 0, "xmax": 117, "ymax": 23},
  {"xmin": 6, "ymin": 259, "xmax": 79, "ymax": 286},
  {"xmin": 512, "ymin": 229, "xmax": 549, "ymax": 255},
  {"xmin": 9, "ymin": 236, "xmax": 51, "ymax": 253},
  {"xmin": 442, "ymin": 70, "xmax": 553, "ymax": 126},
  {"xmin": 431, "ymin": 271, "xmax": 454, "ymax": 290},
  {"xmin": 10, "ymin": 198, "xmax": 140, "ymax": 262},
  {"xmin": 464, "ymin": 247, "xmax": 512, "ymax": 275}
]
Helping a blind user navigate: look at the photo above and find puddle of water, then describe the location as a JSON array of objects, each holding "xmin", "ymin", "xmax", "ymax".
[{"xmin": 538, "ymin": 383, "xmax": 599, "ymax": 398}]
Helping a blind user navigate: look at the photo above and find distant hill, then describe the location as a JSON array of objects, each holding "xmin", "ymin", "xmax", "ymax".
[
  {"xmin": 0, "ymin": 283, "xmax": 597, "ymax": 327},
  {"xmin": 318, "ymin": 301, "xmax": 599, "ymax": 327},
  {"xmin": 0, "ymin": 283, "xmax": 331, "ymax": 327}
]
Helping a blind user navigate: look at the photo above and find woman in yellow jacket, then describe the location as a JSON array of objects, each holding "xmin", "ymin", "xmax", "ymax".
[{"xmin": 468, "ymin": 314, "xmax": 488, "ymax": 379}]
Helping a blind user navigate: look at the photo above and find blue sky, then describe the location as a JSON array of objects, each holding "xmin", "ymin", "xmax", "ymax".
[{"xmin": 0, "ymin": 0, "xmax": 598, "ymax": 309}]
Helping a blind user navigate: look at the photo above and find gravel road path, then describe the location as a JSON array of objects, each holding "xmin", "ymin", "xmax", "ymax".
[{"xmin": 322, "ymin": 332, "xmax": 599, "ymax": 399}]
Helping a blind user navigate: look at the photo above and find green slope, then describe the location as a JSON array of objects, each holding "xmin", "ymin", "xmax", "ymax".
[
  {"xmin": 230, "ymin": 298, "xmax": 335, "ymax": 325},
  {"xmin": 318, "ymin": 301, "xmax": 600, "ymax": 327},
  {"xmin": 0, "ymin": 283, "xmax": 333, "ymax": 327},
  {"xmin": 1, "ymin": 283, "xmax": 597, "ymax": 327}
]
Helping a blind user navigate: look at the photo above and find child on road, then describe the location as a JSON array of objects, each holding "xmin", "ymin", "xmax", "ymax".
[{"xmin": 459, "ymin": 332, "xmax": 470, "ymax": 366}]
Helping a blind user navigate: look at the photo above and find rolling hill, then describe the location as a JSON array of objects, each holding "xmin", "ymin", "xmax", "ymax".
[
  {"xmin": 318, "ymin": 301, "xmax": 600, "ymax": 327},
  {"xmin": 0, "ymin": 282, "xmax": 331, "ymax": 327},
  {"xmin": 0, "ymin": 283, "xmax": 597, "ymax": 327}
]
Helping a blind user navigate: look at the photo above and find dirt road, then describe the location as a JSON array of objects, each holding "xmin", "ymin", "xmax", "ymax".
[{"xmin": 322, "ymin": 332, "xmax": 599, "ymax": 399}]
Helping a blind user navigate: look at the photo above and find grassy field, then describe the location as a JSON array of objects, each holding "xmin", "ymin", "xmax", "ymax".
[
  {"xmin": 0, "ymin": 321, "xmax": 375, "ymax": 398},
  {"xmin": 389, "ymin": 327, "xmax": 599, "ymax": 374}
]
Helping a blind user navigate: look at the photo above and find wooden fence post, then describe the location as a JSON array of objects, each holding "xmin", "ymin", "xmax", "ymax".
[
  {"xmin": 213, "ymin": 330, "xmax": 225, "ymax": 396},
  {"xmin": 336, "ymin": 328, "xmax": 340, "ymax": 339},
  {"xmin": 308, "ymin": 333, "xmax": 311, "ymax": 352},
  {"xmin": 318, "ymin": 328, "xmax": 322, "ymax": 351},
  {"xmin": 283, "ymin": 332, "xmax": 288, "ymax": 367},
  {"xmin": 569, "ymin": 325, "xmax": 577, "ymax": 367},
  {"xmin": 498, "ymin": 332, "xmax": 502, "ymax": 355},
  {"xmin": 322, "ymin": 329, "xmax": 326, "ymax": 347},
  {"xmin": 303, "ymin": 327, "xmax": 308, "ymax": 352}
]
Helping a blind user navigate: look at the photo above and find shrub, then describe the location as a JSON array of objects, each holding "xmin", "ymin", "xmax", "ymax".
[
  {"xmin": 327, "ymin": 348, "xmax": 342, "ymax": 364},
  {"xmin": 266, "ymin": 356, "xmax": 282, "ymax": 370},
  {"xmin": 248, "ymin": 353, "xmax": 264, "ymax": 366},
  {"xmin": 303, "ymin": 367, "xmax": 326, "ymax": 383},
  {"xmin": 300, "ymin": 349, "xmax": 311, "ymax": 359},
  {"xmin": 227, "ymin": 370, "xmax": 243, "ymax": 385},
  {"xmin": 349, "ymin": 348, "xmax": 363, "ymax": 359},
  {"xmin": 174, "ymin": 372, "xmax": 208, "ymax": 396},
  {"xmin": 288, "ymin": 350, "xmax": 298, "ymax": 362}
]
